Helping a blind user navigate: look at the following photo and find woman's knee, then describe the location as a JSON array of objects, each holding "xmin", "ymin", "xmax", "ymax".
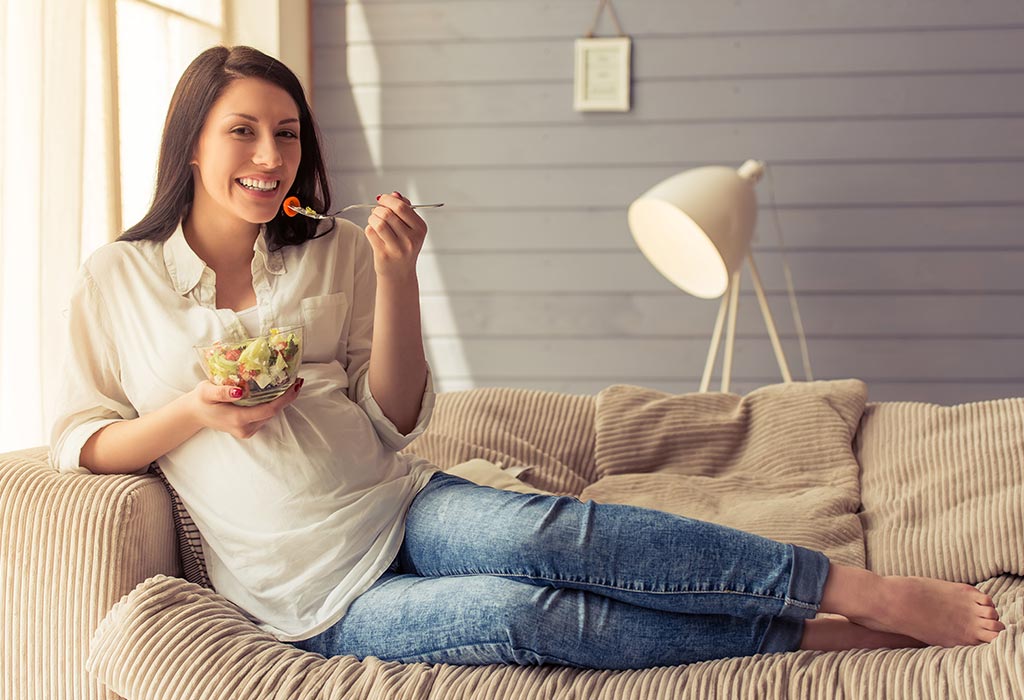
[{"xmin": 481, "ymin": 582, "xmax": 586, "ymax": 666}]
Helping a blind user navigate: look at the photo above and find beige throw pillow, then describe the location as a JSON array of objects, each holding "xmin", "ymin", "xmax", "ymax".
[
  {"xmin": 581, "ymin": 380, "xmax": 869, "ymax": 567},
  {"xmin": 856, "ymin": 399, "xmax": 1024, "ymax": 582}
]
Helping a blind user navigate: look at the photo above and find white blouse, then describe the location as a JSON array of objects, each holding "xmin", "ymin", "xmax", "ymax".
[{"xmin": 49, "ymin": 218, "xmax": 439, "ymax": 641}]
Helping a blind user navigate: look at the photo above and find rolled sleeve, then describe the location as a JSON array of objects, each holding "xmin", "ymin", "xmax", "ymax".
[
  {"xmin": 49, "ymin": 267, "xmax": 139, "ymax": 474},
  {"xmin": 51, "ymin": 417, "xmax": 147, "ymax": 476},
  {"xmin": 352, "ymin": 363, "xmax": 435, "ymax": 451}
]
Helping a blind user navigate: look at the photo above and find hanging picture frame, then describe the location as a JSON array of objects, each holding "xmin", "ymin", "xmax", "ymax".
[{"xmin": 574, "ymin": 36, "xmax": 631, "ymax": 112}]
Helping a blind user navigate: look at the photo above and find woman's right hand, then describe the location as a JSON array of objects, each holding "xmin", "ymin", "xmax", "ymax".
[{"xmin": 188, "ymin": 378, "xmax": 304, "ymax": 439}]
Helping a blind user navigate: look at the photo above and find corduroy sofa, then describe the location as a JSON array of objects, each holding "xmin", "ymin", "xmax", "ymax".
[{"xmin": 3, "ymin": 380, "xmax": 1023, "ymax": 699}]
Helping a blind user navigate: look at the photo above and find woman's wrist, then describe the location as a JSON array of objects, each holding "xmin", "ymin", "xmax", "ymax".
[
  {"xmin": 177, "ymin": 388, "xmax": 208, "ymax": 434},
  {"xmin": 374, "ymin": 264, "xmax": 419, "ymax": 285}
]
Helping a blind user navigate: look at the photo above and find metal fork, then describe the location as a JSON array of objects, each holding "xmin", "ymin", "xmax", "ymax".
[{"xmin": 288, "ymin": 202, "xmax": 445, "ymax": 219}]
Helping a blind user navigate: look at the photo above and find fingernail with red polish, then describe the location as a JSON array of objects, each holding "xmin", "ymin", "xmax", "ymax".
[
  {"xmin": 376, "ymin": 195, "xmax": 381, "ymax": 201},
  {"xmin": 231, "ymin": 388, "xmax": 243, "ymax": 398}
]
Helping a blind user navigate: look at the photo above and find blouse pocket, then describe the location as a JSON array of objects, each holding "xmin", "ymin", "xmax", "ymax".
[{"xmin": 300, "ymin": 292, "xmax": 349, "ymax": 363}]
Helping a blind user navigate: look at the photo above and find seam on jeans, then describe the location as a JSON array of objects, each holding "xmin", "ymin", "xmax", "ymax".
[
  {"xmin": 435, "ymin": 571, "xmax": 791, "ymax": 604},
  {"xmin": 397, "ymin": 641, "xmax": 506, "ymax": 663},
  {"xmin": 397, "ymin": 641, "xmax": 577, "ymax": 667},
  {"xmin": 782, "ymin": 543, "xmax": 823, "ymax": 614},
  {"xmin": 753, "ymin": 616, "xmax": 774, "ymax": 655},
  {"xmin": 783, "ymin": 596, "xmax": 819, "ymax": 612}
]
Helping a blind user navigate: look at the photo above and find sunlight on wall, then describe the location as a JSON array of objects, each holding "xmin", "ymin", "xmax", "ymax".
[
  {"xmin": 406, "ymin": 183, "xmax": 467, "ymax": 392},
  {"xmin": 347, "ymin": 1, "xmax": 382, "ymax": 175},
  {"xmin": 340, "ymin": 2, "xmax": 468, "ymax": 389}
]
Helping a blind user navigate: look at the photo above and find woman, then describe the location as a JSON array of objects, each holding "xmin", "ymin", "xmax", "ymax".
[{"xmin": 50, "ymin": 45, "xmax": 1003, "ymax": 669}]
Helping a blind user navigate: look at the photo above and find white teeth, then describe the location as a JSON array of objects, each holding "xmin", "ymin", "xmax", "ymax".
[{"xmin": 238, "ymin": 178, "xmax": 279, "ymax": 191}]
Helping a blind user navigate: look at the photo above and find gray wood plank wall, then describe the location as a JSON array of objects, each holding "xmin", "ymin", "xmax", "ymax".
[{"xmin": 310, "ymin": 0, "xmax": 1024, "ymax": 404}]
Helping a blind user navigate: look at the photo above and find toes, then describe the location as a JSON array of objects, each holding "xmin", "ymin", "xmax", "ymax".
[
  {"xmin": 977, "ymin": 628, "xmax": 1002, "ymax": 643},
  {"xmin": 981, "ymin": 619, "xmax": 1006, "ymax": 632},
  {"xmin": 977, "ymin": 606, "xmax": 1000, "ymax": 620},
  {"xmin": 970, "ymin": 589, "xmax": 993, "ymax": 606}
]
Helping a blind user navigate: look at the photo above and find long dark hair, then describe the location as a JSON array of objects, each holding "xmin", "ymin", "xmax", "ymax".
[{"xmin": 118, "ymin": 45, "xmax": 333, "ymax": 250}]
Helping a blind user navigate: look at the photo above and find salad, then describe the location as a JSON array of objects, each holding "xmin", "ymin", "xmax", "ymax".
[
  {"xmin": 282, "ymin": 195, "xmax": 319, "ymax": 218},
  {"xmin": 198, "ymin": 326, "xmax": 302, "ymax": 405}
]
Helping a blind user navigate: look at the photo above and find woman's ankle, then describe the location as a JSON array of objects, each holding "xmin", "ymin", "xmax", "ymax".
[
  {"xmin": 800, "ymin": 617, "xmax": 925, "ymax": 652},
  {"xmin": 817, "ymin": 563, "xmax": 885, "ymax": 622}
]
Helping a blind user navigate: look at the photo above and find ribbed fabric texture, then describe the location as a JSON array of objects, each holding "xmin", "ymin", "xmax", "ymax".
[
  {"xmin": 401, "ymin": 386, "xmax": 597, "ymax": 495},
  {"xmin": 88, "ymin": 573, "xmax": 1023, "ymax": 700},
  {"xmin": 9, "ymin": 385, "xmax": 1024, "ymax": 699},
  {"xmin": 856, "ymin": 399, "xmax": 1024, "ymax": 581},
  {"xmin": 1, "ymin": 447, "xmax": 180, "ymax": 700},
  {"xmin": 585, "ymin": 379, "xmax": 868, "ymax": 567}
]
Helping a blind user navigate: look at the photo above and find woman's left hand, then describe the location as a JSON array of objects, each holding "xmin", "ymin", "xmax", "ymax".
[{"xmin": 364, "ymin": 191, "xmax": 427, "ymax": 280}]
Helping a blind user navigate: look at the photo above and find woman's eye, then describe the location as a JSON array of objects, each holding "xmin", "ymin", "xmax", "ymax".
[{"xmin": 229, "ymin": 126, "xmax": 298, "ymax": 139}]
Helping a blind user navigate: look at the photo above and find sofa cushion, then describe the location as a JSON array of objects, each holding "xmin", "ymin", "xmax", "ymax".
[
  {"xmin": 856, "ymin": 398, "xmax": 1024, "ymax": 582},
  {"xmin": 580, "ymin": 380, "xmax": 869, "ymax": 567},
  {"xmin": 87, "ymin": 573, "xmax": 1024, "ymax": 700},
  {"xmin": 403, "ymin": 387, "xmax": 597, "ymax": 495}
]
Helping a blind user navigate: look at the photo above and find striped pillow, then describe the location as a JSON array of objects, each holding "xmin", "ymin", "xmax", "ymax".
[
  {"xmin": 149, "ymin": 463, "xmax": 212, "ymax": 589},
  {"xmin": 856, "ymin": 399, "xmax": 1024, "ymax": 582},
  {"xmin": 582, "ymin": 380, "xmax": 869, "ymax": 567}
]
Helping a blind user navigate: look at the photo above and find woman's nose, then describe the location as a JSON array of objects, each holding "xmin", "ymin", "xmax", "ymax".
[{"xmin": 252, "ymin": 135, "xmax": 283, "ymax": 168}]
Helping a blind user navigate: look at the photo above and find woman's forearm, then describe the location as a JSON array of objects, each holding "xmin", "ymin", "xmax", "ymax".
[
  {"xmin": 79, "ymin": 393, "xmax": 204, "ymax": 474},
  {"xmin": 368, "ymin": 271, "xmax": 428, "ymax": 435}
]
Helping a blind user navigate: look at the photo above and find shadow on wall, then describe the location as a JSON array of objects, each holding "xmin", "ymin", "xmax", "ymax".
[{"xmin": 315, "ymin": 2, "xmax": 464, "ymax": 392}]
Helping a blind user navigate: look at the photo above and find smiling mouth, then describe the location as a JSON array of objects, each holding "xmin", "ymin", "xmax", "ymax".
[{"xmin": 236, "ymin": 177, "xmax": 280, "ymax": 192}]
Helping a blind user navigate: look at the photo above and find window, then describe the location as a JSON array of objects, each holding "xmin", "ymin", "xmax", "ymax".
[
  {"xmin": 0, "ymin": 0, "xmax": 306, "ymax": 452},
  {"xmin": 0, "ymin": 0, "xmax": 225, "ymax": 452},
  {"xmin": 115, "ymin": 0, "xmax": 226, "ymax": 233}
]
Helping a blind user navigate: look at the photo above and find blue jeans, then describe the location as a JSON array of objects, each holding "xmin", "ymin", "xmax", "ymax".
[{"xmin": 289, "ymin": 472, "xmax": 831, "ymax": 669}]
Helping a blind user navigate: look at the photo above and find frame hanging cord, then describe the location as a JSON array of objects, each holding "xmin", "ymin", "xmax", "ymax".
[{"xmin": 586, "ymin": 0, "xmax": 627, "ymax": 37}]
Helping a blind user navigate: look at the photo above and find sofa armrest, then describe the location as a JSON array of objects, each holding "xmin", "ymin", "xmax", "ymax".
[{"xmin": 0, "ymin": 446, "xmax": 181, "ymax": 700}]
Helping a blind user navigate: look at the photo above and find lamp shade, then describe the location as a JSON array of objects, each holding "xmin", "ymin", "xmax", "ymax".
[{"xmin": 627, "ymin": 159, "xmax": 764, "ymax": 299}]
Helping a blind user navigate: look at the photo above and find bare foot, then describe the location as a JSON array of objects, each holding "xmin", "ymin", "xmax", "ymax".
[
  {"xmin": 820, "ymin": 565, "xmax": 1005, "ymax": 648},
  {"xmin": 800, "ymin": 616, "xmax": 927, "ymax": 652},
  {"xmin": 853, "ymin": 576, "xmax": 1004, "ymax": 647}
]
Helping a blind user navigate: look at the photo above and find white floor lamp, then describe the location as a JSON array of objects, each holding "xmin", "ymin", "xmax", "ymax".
[{"xmin": 627, "ymin": 159, "xmax": 810, "ymax": 393}]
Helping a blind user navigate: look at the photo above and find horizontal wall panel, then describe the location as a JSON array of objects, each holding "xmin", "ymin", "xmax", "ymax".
[
  {"xmin": 319, "ymin": 73, "xmax": 1024, "ymax": 129},
  {"xmin": 317, "ymin": 31, "xmax": 1024, "ymax": 87},
  {"xmin": 423, "ymin": 336, "xmax": 1024, "ymax": 381},
  {"xmin": 324, "ymin": 119, "xmax": 1024, "ymax": 169},
  {"xmin": 416, "ymin": 250, "xmax": 1024, "ymax": 293},
  {"xmin": 324, "ymin": 2, "xmax": 1024, "ymax": 45},
  {"xmin": 329, "ymin": 163, "xmax": 1024, "ymax": 209},
  {"xmin": 431, "ymin": 376, "xmax": 1024, "ymax": 405},
  {"xmin": 407, "ymin": 206, "xmax": 1024, "ymax": 252},
  {"xmin": 420, "ymin": 293, "xmax": 1024, "ymax": 338},
  {"xmin": 315, "ymin": 0, "xmax": 1024, "ymax": 405}
]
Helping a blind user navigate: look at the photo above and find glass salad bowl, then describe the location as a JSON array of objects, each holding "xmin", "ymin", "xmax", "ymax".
[{"xmin": 195, "ymin": 325, "xmax": 303, "ymax": 406}]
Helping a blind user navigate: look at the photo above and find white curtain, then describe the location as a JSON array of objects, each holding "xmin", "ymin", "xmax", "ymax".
[{"xmin": 0, "ymin": 0, "xmax": 119, "ymax": 452}]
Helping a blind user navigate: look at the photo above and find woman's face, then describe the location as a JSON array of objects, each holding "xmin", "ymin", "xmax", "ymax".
[{"xmin": 190, "ymin": 77, "xmax": 302, "ymax": 228}]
